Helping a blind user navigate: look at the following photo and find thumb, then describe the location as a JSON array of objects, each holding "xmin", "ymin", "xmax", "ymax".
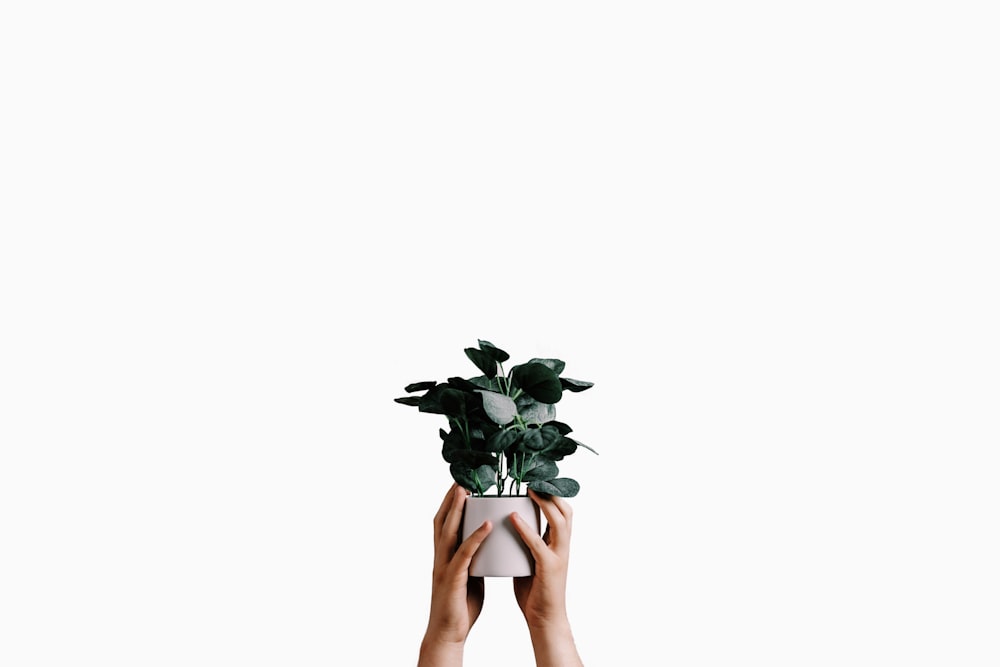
[
  {"xmin": 510, "ymin": 512, "xmax": 548, "ymax": 561},
  {"xmin": 451, "ymin": 520, "xmax": 493, "ymax": 575}
]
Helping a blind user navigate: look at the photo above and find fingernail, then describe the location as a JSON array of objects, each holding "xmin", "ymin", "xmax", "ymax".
[{"xmin": 510, "ymin": 512, "xmax": 520, "ymax": 523}]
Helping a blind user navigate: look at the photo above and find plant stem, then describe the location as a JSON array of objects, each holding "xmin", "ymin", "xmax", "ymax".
[
  {"xmin": 511, "ymin": 452, "xmax": 522, "ymax": 496},
  {"xmin": 496, "ymin": 454, "xmax": 504, "ymax": 496}
]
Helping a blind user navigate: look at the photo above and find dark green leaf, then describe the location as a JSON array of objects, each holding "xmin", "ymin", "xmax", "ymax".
[
  {"xmin": 528, "ymin": 358, "xmax": 566, "ymax": 375},
  {"xmin": 450, "ymin": 462, "xmax": 497, "ymax": 494},
  {"xmin": 440, "ymin": 429, "xmax": 467, "ymax": 463},
  {"xmin": 560, "ymin": 377, "xmax": 594, "ymax": 392},
  {"xmin": 486, "ymin": 428, "xmax": 520, "ymax": 452},
  {"xmin": 542, "ymin": 436, "xmax": 577, "ymax": 461},
  {"xmin": 417, "ymin": 385, "xmax": 447, "ymax": 414},
  {"xmin": 446, "ymin": 376, "xmax": 481, "ymax": 392},
  {"xmin": 520, "ymin": 457, "xmax": 558, "ymax": 482},
  {"xmin": 511, "ymin": 362, "xmax": 563, "ymax": 404},
  {"xmin": 468, "ymin": 437, "xmax": 490, "ymax": 452},
  {"xmin": 394, "ymin": 396, "xmax": 421, "ymax": 406},
  {"xmin": 404, "ymin": 381, "xmax": 437, "ymax": 392},
  {"xmin": 468, "ymin": 375, "xmax": 502, "ymax": 391},
  {"xmin": 548, "ymin": 420, "xmax": 573, "ymax": 435},
  {"xmin": 520, "ymin": 428, "xmax": 543, "ymax": 451},
  {"xmin": 465, "ymin": 348, "xmax": 498, "ymax": 378},
  {"xmin": 478, "ymin": 340, "xmax": 510, "ymax": 363},
  {"xmin": 520, "ymin": 424, "xmax": 562, "ymax": 451},
  {"xmin": 528, "ymin": 478, "xmax": 579, "ymax": 497},
  {"xmin": 451, "ymin": 450, "xmax": 498, "ymax": 466},
  {"xmin": 439, "ymin": 388, "xmax": 467, "ymax": 418}
]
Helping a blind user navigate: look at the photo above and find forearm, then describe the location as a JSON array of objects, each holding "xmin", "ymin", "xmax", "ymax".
[
  {"xmin": 528, "ymin": 618, "xmax": 583, "ymax": 667},
  {"xmin": 418, "ymin": 636, "xmax": 464, "ymax": 667}
]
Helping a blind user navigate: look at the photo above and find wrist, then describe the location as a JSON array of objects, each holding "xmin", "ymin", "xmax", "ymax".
[
  {"xmin": 527, "ymin": 614, "xmax": 572, "ymax": 639},
  {"xmin": 422, "ymin": 617, "xmax": 469, "ymax": 646},
  {"xmin": 525, "ymin": 609, "xmax": 571, "ymax": 634},
  {"xmin": 526, "ymin": 618, "xmax": 582, "ymax": 667},
  {"xmin": 418, "ymin": 635, "xmax": 465, "ymax": 666}
]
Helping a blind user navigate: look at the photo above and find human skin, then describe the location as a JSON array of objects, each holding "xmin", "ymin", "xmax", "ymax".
[
  {"xmin": 510, "ymin": 489, "xmax": 584, "ymax": 667},
  {"xmin": 418, "ymin": 484, "xmax": 584, "ymax": 667},
  {"xmin": 418, "ymin": 483, "xmax": 492, "ymax": 667}
]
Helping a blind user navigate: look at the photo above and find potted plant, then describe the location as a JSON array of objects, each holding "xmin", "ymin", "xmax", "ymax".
[{"xmin": 395, "ymin": 339, "xmax": 597, "ymax": 576}]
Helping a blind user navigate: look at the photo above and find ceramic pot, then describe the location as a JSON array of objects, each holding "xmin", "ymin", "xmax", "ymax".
[{"xmin": 462, "ymin": 495, "xmax": 541, "ymax": 577}]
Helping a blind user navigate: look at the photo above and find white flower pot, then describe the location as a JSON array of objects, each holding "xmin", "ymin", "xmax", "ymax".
[{"xmin": 462, "ymin": 495, "xmax": 541, "ymax": 577}]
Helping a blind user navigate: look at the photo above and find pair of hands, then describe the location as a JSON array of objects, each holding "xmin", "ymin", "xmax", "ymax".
[{"xmin": 419, "ymin": 483, "xmax": 582, "ymax": 667}]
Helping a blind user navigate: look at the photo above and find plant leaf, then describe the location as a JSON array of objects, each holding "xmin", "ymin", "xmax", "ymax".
[
  {"xmin": 394, "ymin": 396, "xmax": 421, "ymax": 406},
  {"xmin": 566, "ymin": 437, "xmax": 599, "ymax": 455},
  {"xmin": 511, "ymin": 362, "xmax": 563, "ymax": 404},
  {"xmin": 469, "ymin": 422, "xmax": 499, "ymax": 442},
  {"xmin": 404, "ymin": 381, "xmax": 437, "ymax": 392},
  {"xmin": 478, "ymin": 340, "xmax": 510, "ymax": 363},
  {"xmin": 560, "ymin": 377, "xmax": 594, "ymax": 392},
  {"xmin": 446, "ymin": 376, "xmax": 481, "ymax": 392},
  {"xmin": 476, "ymin": 390, "xmax": 517, "ymax": 425},
  {"xmin": 440, "ymin": 429, "xmax": 467, "ymax": 463},
  {"xmin": 516, "ymin": 394, "xmax": 557, "ymax": 424},
  {"xmin": 520, "ymin": 424, "xmax": 562, "ymax": 451},
  {"xmin": 519, "ymin": 428, "xmax": 543, "ymax": 451},
  {"xmin": 417, "ymin": 385, "xmax": 447, "ymax": 414},
  {"xmin": 520, "ymin": 457, "xmax": 558, "ymax": 482},
  {"xmin": 439, "ymin": 388, "xmax": 467, "ymax": 418},
  {"xmin": 548, "ymin": 420, "xmax": 573, "ymax": 435},
  {"xmin": 451, "ymin": 449, "xmax": 498, "ymax": 466},
  {"xmin": 465, "ymin": 348, "xmax": 497, "ymax": 378},
  {"xmin": 468, "ymin": 375, "xmax": 502, "ymax": 391},
  {"xmin": 450, "ymin": 461, "xmax": 497, "ymax": 494},
  {"xmin": 542, "ymin": 436, "xmax": 577, "ymax": 461},
  {"xmin": 528, "ymin": 478, "xmax": 579, "ymax": 497},
  {"xmin": 486, "ymin": 428, "xmax": 520, "ymax": 453},
  {"xmin": 528, "ymin": 358, "xmax": 566, "ymax": 375}
]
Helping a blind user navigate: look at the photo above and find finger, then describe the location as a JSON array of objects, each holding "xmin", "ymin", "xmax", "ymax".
[
  {"xmin": 451, "ymin": 520, "xmax": 492, "ymax": 576},
  {"xmin": 510, "ymin": 511, "xmax": 549, "ymax": 562},
  {"xmin": 526, "ymin": 488, "xmax": 564, "ymax": 528},
  {"xmin": 549, "ymin": 494, "xmax": 573, "ymax": 551},
  {"xmin": 548, "ymin": 494, "xmax": 574, "ymax": 524},
  {"xmin": 440, "ymin": 485, "xmax": 467, "ymax": 551},
  {"xmin": 433, "ymin": 483, "xmax": 459, "ymax": 539},
  {"xmin": 527, "ymin": 490, "xmax": 570, "ymax": 556}
]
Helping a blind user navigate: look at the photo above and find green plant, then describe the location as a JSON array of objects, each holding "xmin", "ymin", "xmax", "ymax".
[{"xmin": 395, "ymin": 339, "xmax": 597, "ymax": 497}]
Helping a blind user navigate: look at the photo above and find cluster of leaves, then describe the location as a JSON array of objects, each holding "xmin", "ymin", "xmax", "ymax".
[{"xmin": 395, "ymin": 339, "xmax": 596, "ymax": 497}]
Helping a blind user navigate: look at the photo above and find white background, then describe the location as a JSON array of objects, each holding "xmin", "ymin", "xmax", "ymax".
[{"xmin": 2, "ymin": 1, "xmax": 998, "ymax": 665}]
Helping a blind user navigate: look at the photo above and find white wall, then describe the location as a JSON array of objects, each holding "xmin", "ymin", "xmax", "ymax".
[{"xmin": 2, "ymin": 2, "xmax": 998, "ymax": 665}]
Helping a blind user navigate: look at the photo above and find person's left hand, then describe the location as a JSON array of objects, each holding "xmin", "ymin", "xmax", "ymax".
[{"xmin": 422, "ymin": 483, "xmax": 493, "ymax": 653}]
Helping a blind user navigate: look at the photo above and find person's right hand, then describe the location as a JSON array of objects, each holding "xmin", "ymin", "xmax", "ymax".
[
  {"xmin": 509, "ymin": 489, "xmax": 583, "ymax": 667},
  {"xmin": 420, "ymin": 482, "xmax": 492, "ymax": 665}
]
